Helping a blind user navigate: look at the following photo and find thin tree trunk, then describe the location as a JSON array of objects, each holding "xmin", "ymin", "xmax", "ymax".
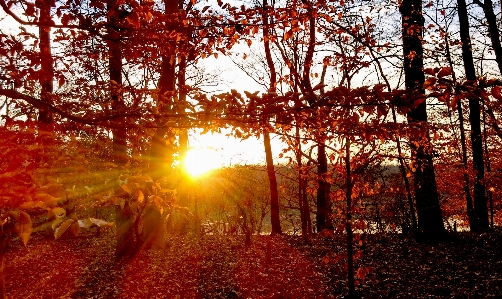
[
  {"xmin": 316, "ymin": 142, "xmax": 328, "ymax": 232},
  {"xmin": 38, "ymin": 0, "xmax": 53, "ymax": 129},
  {"xmin": 296, "ymin": 124, "xmax": 309, "ymax": 240},
  {"xmin": 262, "ymin": 0, "xmax": 281, "ymax": 235},
  {"xmin": 443, "ymin": 30, "xmax": 476, "ymax": 229},
  {"xmin": 264, "ymin": 132, "xmax": 282, "ymax": 234},
  {"xmin": 392, "ymin": 107, "xmax": 417, "ymax": 230},
  {"xmin": 458, "ymin": 0, "xmax": 489, "ymax": 231},
  {"xmin": 457, "ymin": 95, "xmax": 476, "ymax": 227},
  {"xmin": 370, "ymin": 44, "xmax": 417, "ymax": 231},
  {"xmin": 301, "ymin": 1, "xmax": 330, "ymax": 233},
  {"xmin": 345, "ymin": 138, "xmax": 356, "ymax": 297},
  {"xmin": 474, "ymin": 0, "xmax": 502, "ymax": 74},
  {"xmin": 400, "ymin": 0, "xmax": 446, "ymax": 240},
  {"xmin": 482, "ymin": 102, "xmax": 494, "ymax": 229}
]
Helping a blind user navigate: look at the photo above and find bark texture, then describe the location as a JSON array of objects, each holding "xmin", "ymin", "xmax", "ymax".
[
  {"xmin": 400, "ymin": 0, "xmax": 446, "ymax": 240},
  {"xmin": 458, "ymin": 0, "xmax": 489, "ymax": 231}
]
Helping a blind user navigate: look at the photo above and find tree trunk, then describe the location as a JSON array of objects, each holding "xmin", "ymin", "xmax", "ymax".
[
  {"xmin": 107, "ymin": 0, "xmax": 133, "ymax": 257},
  {"xmin": 316, "ymin": 142, "xmax": 329, "ymax": 232},
  {"xmin": 296, "ymin": 125, "xmax": 309, "ymax": 239},
  {"xmin": 141, "ymin": 206, "xmax": 166, "ymax": 249},
  {"xmin": 178, "ymin": 56, "xmax": 189, "ymax": 167},
  {"xmin": 262, "ymin": 0, "xmax": 282, "ymax": 235},
  {"xmin": 400, "ymin": 0, "xmax": 446, "ymax": 240},
  {"xmin": 443, "ymin": 29, "xmax": 476, "ymax": 231},
  {"xmin": 150, "ymin": 0, "xmax": 178, "ymax": 181},
  {"xmin": 475, "ymin": 0, "xmax": 502, "ymax": 74},
  {"xmin": 264, "ymin": 131, "xmax": 282, "ymax": 234},
  {"xmin": 106, "ymin": 0, "xmax": 127, "ymax": 166},
  {"xmin": 482, "ymin": 103, "xmax": 494, "ymax": 229},
  {"xmin": 345, "ymin": 138, "xmax": 356, "ymax": 297},
  {"xmin": 37, "ymin": 0, "xmax": 53, "ymax": 129},
  {"xmin": 115, "ymin": 202, "xmax": 135, "ymax": 257},
  {"xmin": 392, "ymin": 108, "xmax": 417, "ymax": 231},
  {"xmin": 458, "ymin": 0, "xmax": 489, "ymax": 231}
]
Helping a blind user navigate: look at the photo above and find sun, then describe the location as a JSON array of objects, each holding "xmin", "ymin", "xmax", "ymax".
[{"xmin": 183, "ymin": 147, "xmax": 223, "ymax": 177}]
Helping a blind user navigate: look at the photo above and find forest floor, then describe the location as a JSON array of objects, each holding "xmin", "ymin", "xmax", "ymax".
[{"xmin": 4, "ymin": 230, "xmax": 502, "ymax": 299}]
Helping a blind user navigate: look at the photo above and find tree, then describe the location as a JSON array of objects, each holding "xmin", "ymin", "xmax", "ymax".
[
  {"xmin": 261, "ymin": 0, "xmax": 282, "ymax": 235},
  {"xmin": 400, "ymin": 0, "xmax": 446, "ymax": 240},
  {"xmin": 457, "ymin": 0, "xmax": 489, "ymax": 231}
]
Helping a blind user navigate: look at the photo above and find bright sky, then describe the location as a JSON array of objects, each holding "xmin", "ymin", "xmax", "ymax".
[
  {"xmin": 187, "ymin": 47, "xmax": 274, "ymax": 169},
  {"xmin": 187, "ymin": 129, "xmax": 271, "ymax": 166}
]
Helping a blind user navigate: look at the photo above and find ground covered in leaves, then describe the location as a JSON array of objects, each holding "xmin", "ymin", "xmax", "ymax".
[{"xmin": 4, "ymin": 230, "xmax": 502, "ymax": 298}]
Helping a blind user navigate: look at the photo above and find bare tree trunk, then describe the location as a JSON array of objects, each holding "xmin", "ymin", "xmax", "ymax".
[
  {"xmin": 37, "ymin": 0, "xmax": 53, "ymax": 129},
  {"xmin": 443, "ymin": 30, "xmax": 476, "ymax": 230},
  {"xmin": 457, "ymin": 95, "xmax": 476, "ymax": 228},
  {"xmin": 264, "ymin": 131, "xmax": 282, "ymax": 234},
  {"xmin": 400, "ymin": 0, "xmax": 446, "ymax": 240},
  {"xmin": 262, "ymin": 0, "xmax": 281, "ymax": 235},
  {"xmin": 458, "ymin": 0, "xmax": 489, "ymax": 231},
  {"xmin": 296, "ymin": 125, "xmax": 309, "ymax": 240},
  {"xmin": 392, "ymin": 108, "xmax": 417, "ymax": 231},
  {"xmin": 474, "ymin": 0, "xmax": 502, "ymax": 74},
  {"xmin": 482, "ymin": 102, "xmax": 495, "ymax": 229},
  {"xmin": 345, "ymin": 138, "xmax": 356, "ymax": 297},
  {"xmin": 316, "ymin": 142, "xmax": 329, "ymax": 232}
]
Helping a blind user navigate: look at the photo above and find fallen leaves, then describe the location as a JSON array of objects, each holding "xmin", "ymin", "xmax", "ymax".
[{"xmin": 4, "ymin": 232, "xmax": 502, "ymax": 298}]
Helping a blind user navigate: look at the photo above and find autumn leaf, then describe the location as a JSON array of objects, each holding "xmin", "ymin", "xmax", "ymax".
[
  {"xmin": 14, "ymin": 211, "xmax": 32, "ymax": 246},
  {"xmin": 413, "ymin": 98, "xmax": 426, "ymax": 108},
  {"xmin": 54, "ymin": 219, "xmax": 75, "ymax": 240},
  {"xmin": 491, "ymin": 86, "xmax": 502, "ymax": 101},
  {"xmin": 121, "ymin": 183, "xmax": 133, "ymax": 195},
  {"xmin": 133, "ymin": 189, "xmax": 144, "ymax": 202},
  {"xmin": 424, "ymin": 68, "xmax": 436, "ymax": 76},
  {"xmin": 283, "ymin": 30, "xmax": 294, "ymax": 40},
  {"xmin": 48, "ymin": 207, "xmax": 66, "ymax": 220},
  {"xmin": 52, "ymin": 218, "xmax": 64, "ymax": 230},
  {"xmin": 34, "ymin": 192, "xmax": 60, "ymax": 207},
  {"xmin": 437, "ymin": 67, "xmax": 452, "ymax": 78},
  {"xmin": 356, "ymin": 266, "xmax": 372, "ymax": 282},
  {"xmin": 423, "ymin": 77, "xmax": 436, "ymax": 90},
  {"xmin": 69, "ymin": 220, "xmax": 80, "ymax": 237},
  {"xmin": 78, "ymin": 217, "xmax": 93, "ymax": 229}
]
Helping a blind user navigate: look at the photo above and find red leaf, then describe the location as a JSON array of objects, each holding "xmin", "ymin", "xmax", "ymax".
[
  {"xmin": 413, "ymin": 98, "xmax": 426, "ymax": 108},
  {"xmin": 283, "ymin": 30, "xmax": 294, "ymax": 40},
  {"xmin": 491, "ymin": 86, "xmax": 502, "ymax": 101},
  {"xmin": 424, "ymin": 68, "xmax": 436, "ymax": 76},
  {"xmin": 437, "ymin": 67, "xmax": 452, "ymax": 78},
  {"xmin": 423, "ymin": 77, "xmax": 436, "ymax": 90},
  {"xmin": 25, "ymin": 4, "xmax": 36, "ymax": 16}
]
